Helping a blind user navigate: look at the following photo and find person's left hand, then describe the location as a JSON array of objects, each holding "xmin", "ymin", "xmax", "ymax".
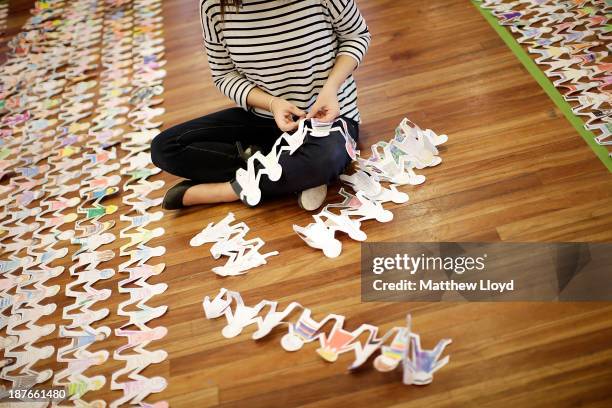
[{"xmin": 307, "ymin": 86, "xmax": 340, "ymax": 122}]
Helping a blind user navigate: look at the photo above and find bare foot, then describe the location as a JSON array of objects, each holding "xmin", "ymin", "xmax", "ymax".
[{"xmin": 182, "ymin": 182, "xmax": 239, "ymax": 206}]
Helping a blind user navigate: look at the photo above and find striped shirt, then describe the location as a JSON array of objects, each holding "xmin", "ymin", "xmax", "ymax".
[{"xmin": 199, "ymin": 0, "xmax": 371, "ymax": 122}]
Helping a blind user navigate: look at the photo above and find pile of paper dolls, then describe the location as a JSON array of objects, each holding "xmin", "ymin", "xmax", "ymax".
[
  {"xmin": 479, "ymin": 0, "xmax": 612, "ymax": 160},
  {"xmin": 295, "ymin": 118, "xmax": 447, "ymax": 257},
  {"xmin": 0, "ymin": 0, "xmax": 169, "ymax": 406},
  {"xmin": 190, "ymin": 212, "xmax": 279, "ymax": 277},
  {"xmin": 203, "ymin": 288, "xmax": 452, "ymax": 386}
]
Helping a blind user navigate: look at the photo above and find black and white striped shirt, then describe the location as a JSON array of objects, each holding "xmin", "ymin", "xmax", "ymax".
[{"xmin": 199, "ymin": 0, "xmax": 371, "ymax": 122}]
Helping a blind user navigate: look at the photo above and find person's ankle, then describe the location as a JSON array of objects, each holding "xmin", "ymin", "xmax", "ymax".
[
  {"xmin": 219, "ymin": 183, "xmax": 239, "ymax": 202},
  {"xmin": 182, "ymin": 185, "xmax": 197, "ymax": 206},
  {"xmin": 183, "ymin": 183, "xmax": 239, "ymax": 206}
]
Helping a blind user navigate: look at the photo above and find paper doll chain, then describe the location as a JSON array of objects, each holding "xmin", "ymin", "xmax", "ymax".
[
  {"xmin": 231, "ymin": 118, "xmax": 357, "ymax": 207},
  {"xmin": 202, "ymin": 288, "xmax": 452, "ymax": 386},
  {"xmin": 110, "ymin": 1, "xmax": 169, "ymax": 407},
  {"xmin": 190, "ymin": 212, "xmax": 279, "ymax": 277},
  {"xmin": 478, "ymin": 0, "xmax": 612, "ymax": 158},
  {"xmin": 1, "ymin": 264, "xmax": 59, "ymax": 397},
  {"xmin": 54, "ymin": 4, "xmax": 164, "ymax": 406},
  {"xmin": 45, "ymin": 2, "xmax": 125, "ymax": 406},
  {"xmin": 0, "ymin": 0, "xmax": 106, "ymax": 401},
  {"xmin": 0, "ymin": 0, "xmax": 97, "ymax": 397},
  {"xmin": 15, "ymin": 0, "xmax": 133, "ymax": 404}
]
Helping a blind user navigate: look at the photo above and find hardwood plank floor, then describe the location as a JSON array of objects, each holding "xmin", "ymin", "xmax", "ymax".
[{"xmin": 2, "ymin": 0, "xmax": 612, "ymax": 407}]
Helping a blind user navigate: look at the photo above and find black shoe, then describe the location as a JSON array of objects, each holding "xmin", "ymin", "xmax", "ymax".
[{"xmin": 162, "ymin": 180, "xmax": 197, "ymax": 210}]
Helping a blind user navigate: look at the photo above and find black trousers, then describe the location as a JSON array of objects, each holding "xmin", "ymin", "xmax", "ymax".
[{"xmin": 151, "ymin": 108, "xmax": 359, "ymax": 200}]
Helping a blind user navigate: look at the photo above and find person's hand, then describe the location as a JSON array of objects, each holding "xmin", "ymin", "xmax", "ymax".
[
  {"xmin": 307, "ymin": 86, "xmax": 340, "ymax": 122},
  {"xmin": 270, "ymin": 97, "xmax": 306, "ymax": 132}
]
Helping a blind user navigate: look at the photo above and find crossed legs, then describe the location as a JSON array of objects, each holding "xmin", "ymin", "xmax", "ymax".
[{"xmin": 151, "ymin": 108, "xmax": 359, "ymax": 208}]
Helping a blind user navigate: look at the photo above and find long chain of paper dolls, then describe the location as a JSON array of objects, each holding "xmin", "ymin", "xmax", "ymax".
[
  {"xmin": 51, "ymin": 1, "xmax": 124, "ymax": 407},
  {"xmin": 203, "ymin": 288, "xmax": 452, "ymax": 386},
  {"xmin": 112, "ymin": 0, "xmax": 169, "ymax": 406},
  {"xmin": 0, "ymin": 0, "xmax": 169, "ymax": 406},
  {"xmin": 198, "ymin": 121, "xmax": 451, "ymax": 386},
  {"xmin": 1, "ymin": 1, "xmax": 105, "ymax": 405},
  {"xmin": 479, "ymin": 0, "xmax": 612, "ymax": 160},
  {"xmin": 1, "ymin": 32, "xmax": 60, "ymax": 405}
]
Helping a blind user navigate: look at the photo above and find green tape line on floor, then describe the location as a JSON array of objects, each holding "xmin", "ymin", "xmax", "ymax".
[{"xmin": 472, "ymin": 0, "xmax": 612, "ymax": 173}]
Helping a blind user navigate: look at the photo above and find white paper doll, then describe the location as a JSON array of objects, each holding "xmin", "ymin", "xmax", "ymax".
[
  {"xmin": 252, "ymin": 301, "xmax": 304, "ymax": 340},
  {"xmin": 190, "ymin": 212, "xmax": 246, "ymax": 247},
  {"xmin": 202, "ymin": 288, "xmax": 233, "ymax": 319},
  {"xmin": 221, "ymin": 297, "xmax": 270, "ymax": 338}
]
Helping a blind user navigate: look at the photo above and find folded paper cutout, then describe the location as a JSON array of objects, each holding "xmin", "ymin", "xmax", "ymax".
[
  {"xmin": 203, "ymin": 289, "xmax": 451, "ymax": 384},
  {"xmin": 191, "ymin": 212, "xmax": 278, "ymax": 276},
  {"xmin": 294, "ymin": 117, "xmax": 445, "ymax": 257}
]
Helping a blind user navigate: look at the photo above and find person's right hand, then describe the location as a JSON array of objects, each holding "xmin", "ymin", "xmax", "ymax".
[{"xmin": 270, "ymin": 97, "xmax": 306, "ymax": 132}]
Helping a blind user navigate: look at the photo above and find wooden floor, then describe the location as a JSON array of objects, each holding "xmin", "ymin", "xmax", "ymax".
[{"xmin": 4, "ymin": 0, "xmax": 612, "ymax": 407}]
